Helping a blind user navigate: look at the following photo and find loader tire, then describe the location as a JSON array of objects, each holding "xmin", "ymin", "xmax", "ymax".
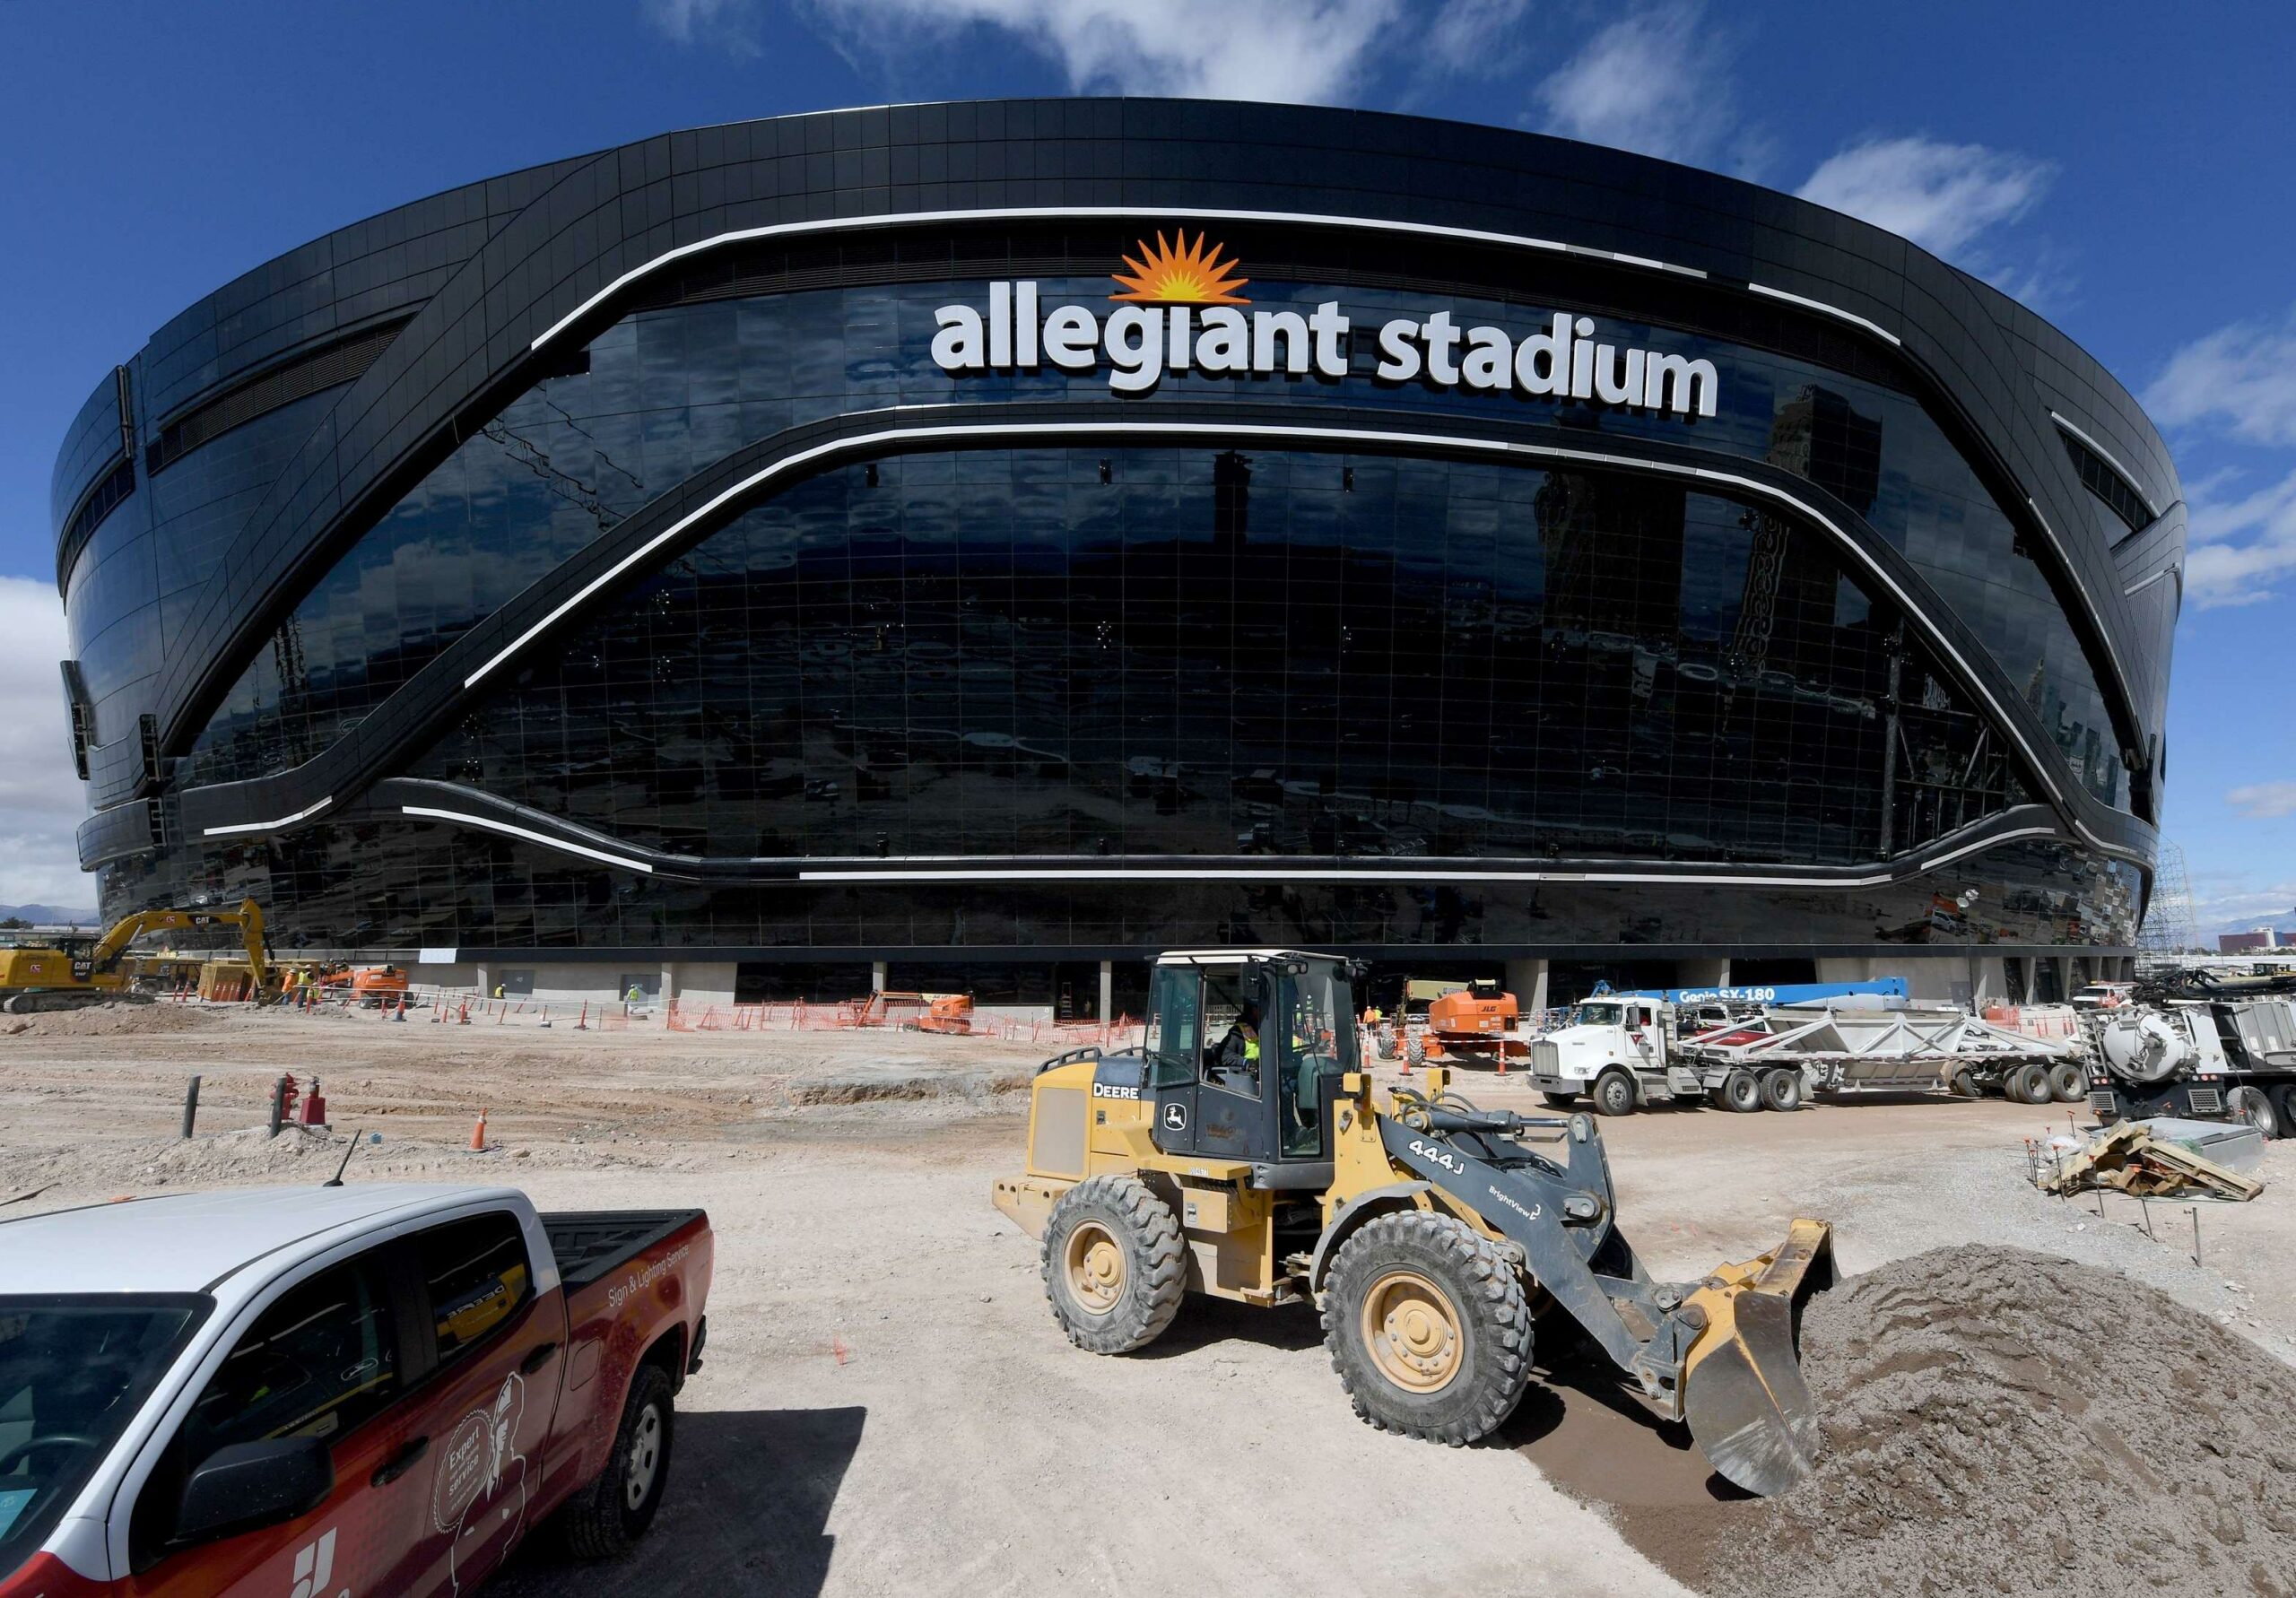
[
  {"xmin": 1590, "ymin": 1070, "xmax": 1636, "ymax": 1117},
  {"xmin": 1375, "ymin": 1023, "xmax": 1398, "ymax": 1060},
  {"xmin": 1322, "ymin": 1212, "xmax": 1533, "ymax": 1446},
  {"xmin": 1041, "ymin": 1175, "xmax": 1186, "ymax": 1353},
  {"xmin": 2047, "ymin": 1061, "xmax": 2088, "ymax": 1104},
  {"xmin": 562, "ymin": 1363, "xmax": 675, "ymax": 1559},
  {"xmin": 1405, "ymin": 1034, "xmax": 1427, "ymax": 1070},
  {"xmin": 1719, "ymin": 1069, "xmax": 1761, "ymax": 1113},
  {"xmin": 1760, "ymin": 1070, "xmax": 1803, "ymax": 1112}
]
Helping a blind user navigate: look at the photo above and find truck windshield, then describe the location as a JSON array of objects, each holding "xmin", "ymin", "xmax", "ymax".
[
  {"xmin": 1573, "ymin": 1003, "xmax": 1624, "ymax": 1026},
  {"xmin": 0, "ymin": 1294, "xmax": 208, "ymax": 1580}
]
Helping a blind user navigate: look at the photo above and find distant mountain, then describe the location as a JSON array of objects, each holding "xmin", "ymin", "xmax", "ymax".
[{"xmin": 0, "ymin": 903, "xmax": 100, "ymax": 926}]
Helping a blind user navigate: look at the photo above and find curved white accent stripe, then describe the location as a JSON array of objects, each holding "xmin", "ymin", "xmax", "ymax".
[
  {"xmin": 204, "ymin": 795, "xmax": 332, "ymax": 838},
  {"xmin": 1743, "ymin": 282, "xmax": 1902, "ymax": 348},
  {"xmin": 798, "ymin": 825, "xmax": 2066, "ymax": 889},
  {"xmin": 389, "ymin": 793, "xmax": 2062, "ymax": 885},
  {"xmin": 526, "ymin": 203, "xmax": 1770, "ymax": 353},
  {"xmin": 2048, "ymin": 411, "xmax": 2161, "ymax": 521},
  {"xmin": 2123, "ymin": 563, "xmax": 2179, "ymax": 600},
  {"xmin": 400, "ymin": 805, "xmax": 653, "ymax": 873}
]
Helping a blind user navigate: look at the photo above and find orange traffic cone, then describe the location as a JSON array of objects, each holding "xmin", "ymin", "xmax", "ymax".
[{"xmin": 468, "ymin": 1109, "xmax": 489, "ymax": 1151}]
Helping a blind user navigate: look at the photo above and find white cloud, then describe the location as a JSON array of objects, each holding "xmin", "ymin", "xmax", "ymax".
[
  {"xmin": 798, "ymin": 0, "xmax": 1406, "ymax": 102},
  {"xmin": 1796, "ymin": 135, "xmax": 2055, "ymax": 259},
  {"xmin": 2179, "ymin": 465, "xmax": 2296, "ymax": 609},
  {"xmin": 1532, "ymin": 1, "xmax": 1751, "ymax": 169},
  {"xmin": 2144, "ymin": 306, "xmax": 2296, "ymax": 448},
  {"xmin": 2227, "ymin": 781, "xmax": 2296, "ymax": 820},
  {"xmin": 1427, "ymin": 0, "xmax": 1533, "ymax": 73},
  {"xmin": 0, "ymin": 578, "xmax": 93, "ymax": 909},
  {"xmin": 643, "ymin": 0, "xmax": 764, "ymax": 54},
  {"xmin": 2186, "ymin": 872, "xmax": 2296, "ymax": 939}
]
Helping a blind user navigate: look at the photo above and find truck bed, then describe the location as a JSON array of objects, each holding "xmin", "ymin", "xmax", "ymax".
[{"xmin": 540, "ymin": 1209, "xmax": 706, "ymax": 1290}]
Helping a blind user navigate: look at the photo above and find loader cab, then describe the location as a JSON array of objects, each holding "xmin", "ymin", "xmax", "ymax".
[{"xmin": 1143, "ymin": 951, "xmax": 1360, "ymax": 1166}]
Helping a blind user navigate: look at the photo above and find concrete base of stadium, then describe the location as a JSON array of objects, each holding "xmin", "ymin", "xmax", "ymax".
[{"xmin": 363, "ymin": 951, "xmax": 2138, "ymax": 1019}]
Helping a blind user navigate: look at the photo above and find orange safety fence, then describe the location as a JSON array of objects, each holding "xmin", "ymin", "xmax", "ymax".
[{"xmin": 659, "ymin": 995, "xmax": 1144, "ymax": 1050}]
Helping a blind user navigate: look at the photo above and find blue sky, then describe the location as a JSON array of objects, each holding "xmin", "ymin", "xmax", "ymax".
[{"xmin": 0, "ymin": 0, "xmax": 2289, "ymax": 933}]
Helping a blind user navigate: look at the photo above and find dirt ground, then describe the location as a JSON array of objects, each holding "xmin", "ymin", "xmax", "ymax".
[{"xmin": 5, "ymin": 1003, "xmax": 2293, "ymax": 1598}]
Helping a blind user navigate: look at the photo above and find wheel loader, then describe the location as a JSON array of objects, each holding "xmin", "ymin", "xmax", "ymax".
[{"xmin": 992, "ymin": 949, "xmax": 1837, "ymax": 1495}]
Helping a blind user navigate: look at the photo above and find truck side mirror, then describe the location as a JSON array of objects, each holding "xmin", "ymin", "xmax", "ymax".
[{"xmin": 172, "ymin": 1437, "xmax": 334, "ymax": 1548}]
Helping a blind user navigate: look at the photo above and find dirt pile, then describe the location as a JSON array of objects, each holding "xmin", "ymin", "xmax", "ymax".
[
  {"xmin": 1665, "ymin": 1246, "xmax": 2296, "ymax": 1598},
  {"xmin": 0, "ymin": 1002, "xmax": 222, "ymax": 1038}
]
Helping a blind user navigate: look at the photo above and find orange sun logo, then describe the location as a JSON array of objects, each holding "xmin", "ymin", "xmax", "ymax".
[{"xmin": 1109, "ymin": 230, "xmax": 1250, "ymax": 306}]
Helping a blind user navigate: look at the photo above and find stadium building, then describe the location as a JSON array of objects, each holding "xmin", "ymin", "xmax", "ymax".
[{"xmin": 51, "ymin": 100, "xmax": 2183, "ymax": 1014}]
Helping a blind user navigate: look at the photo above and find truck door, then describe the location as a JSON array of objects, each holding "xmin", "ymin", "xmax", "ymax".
[
  {"xmin": 117, "ymin": 1250, "xmax": 434, "ymax": 1598},
  {"xmin": 1628, "ymin": 1005, "xmax": 1661, "ymax": 1072},
  {"xmin": 398, "ymin": 1211, "xmax": 563, "ymax": 1598}
]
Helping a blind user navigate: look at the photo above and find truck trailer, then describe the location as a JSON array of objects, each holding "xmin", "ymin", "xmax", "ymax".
[{"xmin": 1532, "ymin": 996, "xmax": 2079, "ymax": 1115}]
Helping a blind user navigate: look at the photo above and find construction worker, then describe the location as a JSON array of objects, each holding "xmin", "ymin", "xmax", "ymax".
[
  {"xmin": 493, "ymin": 983, "xmax": 505, "ymax": 1000},
  {"xmin": 626, "ymin": 982, "xmax": 644, "ymax": 1003}
]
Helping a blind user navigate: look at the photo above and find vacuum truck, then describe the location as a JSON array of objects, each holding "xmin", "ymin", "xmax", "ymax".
[{"xmin": 2091, "ymin": 996, "xmax": 2296, "ymax": 1140}]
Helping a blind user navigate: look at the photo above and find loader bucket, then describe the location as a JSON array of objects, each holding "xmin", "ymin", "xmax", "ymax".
[{"xmin": 1678, "ymin": 1218, "xmax": 1836, "ymax": 1497}]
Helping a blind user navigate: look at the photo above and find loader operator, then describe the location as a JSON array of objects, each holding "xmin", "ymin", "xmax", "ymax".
[{"xmin": 1211, "ymin": 1001, "xmax": 1262, "ymax": 1085}]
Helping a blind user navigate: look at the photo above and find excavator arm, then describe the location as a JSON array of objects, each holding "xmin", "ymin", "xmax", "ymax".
[{"xmin": 87, "ymin": 899, "xmax": 271, "ymax": 990}]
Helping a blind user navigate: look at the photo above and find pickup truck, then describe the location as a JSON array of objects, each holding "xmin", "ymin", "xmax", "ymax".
[{"xmin": 0, "ymin": 1184, "xmax": 711, "ymax": 1597}]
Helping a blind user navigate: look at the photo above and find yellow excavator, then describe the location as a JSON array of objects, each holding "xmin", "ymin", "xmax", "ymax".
[
  {"xmin": 0, "ymin": 899, "xmax": 274, "ymax": 1013},
  {"xmin": 994, "ymin": 949, "xmax": 1836, "ymax": 1495}
]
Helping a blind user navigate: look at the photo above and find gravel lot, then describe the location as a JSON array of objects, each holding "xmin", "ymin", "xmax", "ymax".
[{"xmin": 5, "ymin": 1004, "xmax": 2291, "ymax": 1597}]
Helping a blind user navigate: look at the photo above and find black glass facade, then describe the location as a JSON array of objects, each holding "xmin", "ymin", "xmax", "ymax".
[
  {"xmin": 185, "ymin": 278, "xmax": 2127, "ymax": 811},
  {"xmin": 52, "ymin": 101, "xmax": 2179, "ymax": 972},
  {"xmin": 415, "ymin": 446, "xmax": 2020, "ymax": 868}
]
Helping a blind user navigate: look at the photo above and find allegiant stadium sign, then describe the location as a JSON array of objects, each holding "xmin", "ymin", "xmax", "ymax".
[{"xmin": 930, "ymin": 231, "xmax": 1719, "ymax": 419}]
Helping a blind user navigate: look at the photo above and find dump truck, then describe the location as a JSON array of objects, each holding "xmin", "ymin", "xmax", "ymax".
[
  {"xmin": 2092, "ymin": 996, "xmax": 2296, "ymax": 1140},
  {"xmin": 992, "ymin": 949, "xmax": 1837, "ymax": 1496},
  {"xmin": 1372, "ymin": 977, "xmax": 1524, "ymax": 1068},
  {"xmin": 0, "ymin": 899, "xmax": 274, "ymax": 1013},
  {"xmin": 1531, "ymin": 995, "xmax": 2081, "ymax": 1113}
]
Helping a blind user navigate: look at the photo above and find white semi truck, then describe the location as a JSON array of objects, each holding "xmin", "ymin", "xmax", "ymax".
[{"xmin": 1531, "ymin": 995, "xmax": 2080, "ymax": 1115}]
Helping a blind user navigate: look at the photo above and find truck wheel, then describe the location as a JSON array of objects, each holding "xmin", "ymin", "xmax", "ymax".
[
  {"xmin": 1322, "ymin": 1212, "xmax": 1533, "ymax": 1446},
  {"xmin": 1759, "ymin": 1070, "xmax": 1803, "ymax": 1112},
  {"xmin": 1719, "ymin": 1069, "xmax": 1761, "ymax": 1113},
  {"xmin": 1590, "ymin": 1070, "xmax": 1636, "ymax": 1117},
  {"xmin": 1041, "ymin": 1175, "xmax": 1186, "ymax": 1353},
  {"xmin": 1539, "ymin": 1090, "xmax": 1577, "ymax": 1109},
  {"xmin": 563, "ymin": 1363, "xmax": 675, "ymax": 1559},
  {"xmin": 2047, "ymin": 1061, "xmax": 2088, "ymax": 1104},
  {"xmin": 2226, "ymin": 1086, "xmax": 2281, "ymax": 1141},
  {"xmin": 1948, "ymin": 1068, "xmax": 1981, "ymax": 1099},
  {"xmin": 2004, "ymin": 1064, "xmax": 2048, "ymax": 1105},
  {"xmin": 2272, "ymin": 1084, "xmax": 2296, "ymax": 1141}
]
